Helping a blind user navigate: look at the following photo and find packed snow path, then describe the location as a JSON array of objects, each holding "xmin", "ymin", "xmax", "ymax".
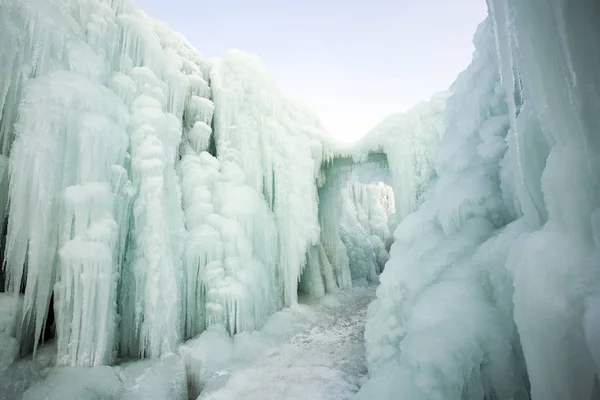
[{"xmin": 198, "ymin": 282, "xmax": 377, "ymax": 400}]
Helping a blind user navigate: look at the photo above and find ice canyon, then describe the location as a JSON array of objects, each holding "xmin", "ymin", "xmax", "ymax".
[{"xmin": 1, "ymin": 0, "xmax": 599, "ymax": 399}]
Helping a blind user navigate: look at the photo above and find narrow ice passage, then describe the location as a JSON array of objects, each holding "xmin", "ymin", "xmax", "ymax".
[
  {"xmin": 198, "ymin": 282, "xmax": 377, "ymax": 400},
  {"xmin": 6, "ymin": 0, "xmax": 600, "ymax": 398}
]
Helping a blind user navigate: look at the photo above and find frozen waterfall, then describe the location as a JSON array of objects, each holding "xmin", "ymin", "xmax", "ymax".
[
  {"xmin": 1, "ymin": 0, "xmax": 600, "ymax": 399},
  {"xmin": 357, "ymin": 0, "xmax": 600, "ymax": 399},
  {"xmin": 0, "ymin": 0, "xmax": 409, "ymax": 379}
]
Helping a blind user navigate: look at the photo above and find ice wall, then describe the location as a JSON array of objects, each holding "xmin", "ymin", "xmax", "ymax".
[
  {"xmin": 359, "ymin": 1, "xmax": 600, "ymax": 399},
  {"xmin": 358, "ymin": 18, "xmax": 527, "ymax": 399},
  {"xmin": 210, "ymin": 51, "xmax": 342, "ymax": 307},
  {"xmin": 488, "ymin": 0, "xmax": 600, "ymax": 398},
  {"xmin": 299, "ymin": 171, "xmax": 395, "ymax": 297},
  {"xmin": 178, "ymin": 145, "xmax": 280, "ymax": 337},
  {"xmin": 353, "ymin": 92, "xmax": 447, "ymax": 222},
  {"xmin": 339, "ymin": 181, "xmax": 394, "ymax": 281},
  {"xmin": 0, "ymin": 0, "xmax": 216, "ymax": 364},
  {"xmin": 313, "ymin": 91, "xmax": 448, "ymax": 295},
  {"xmin": 0, "ymin": 0, "xmax": 361, "ymax": 375}
]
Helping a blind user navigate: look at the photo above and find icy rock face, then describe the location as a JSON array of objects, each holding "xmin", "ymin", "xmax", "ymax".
[{"xmin": 360, "ymin": 1, "xmax": 600, "ymax": 399}]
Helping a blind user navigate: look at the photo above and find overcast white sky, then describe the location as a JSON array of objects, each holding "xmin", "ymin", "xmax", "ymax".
[{"xmin": 137, "ymin": 0, "xmax": 488, "ymax": 141}]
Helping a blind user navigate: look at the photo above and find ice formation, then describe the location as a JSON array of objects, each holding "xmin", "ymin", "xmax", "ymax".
[
  {"xmin": 210, "ymin": 51, "xmax": 344, "ymax": 307},
  {"xmin": 353, "ymin": 92, "xmax": 448, "ymax": 222},
  {"xmin": 0, "ymin": 0, "xmax": 390, "ymax": 381},
  {"xmin": 358, "ymin": 0, "xmax": 600, "ymax": 399},
  {"xmin": 338, "ymin": 181, "xmax": 394, "ymax": 281},
  {"xmin": 2, "ymin": 0, "xmax": 598, "ymax": 398}
]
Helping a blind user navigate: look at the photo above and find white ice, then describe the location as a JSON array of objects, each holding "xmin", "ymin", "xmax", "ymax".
[
  {"xmin": 193, "ymin": 282, "xmax": 377, "ymax": 400},
  {"xmin": 360, "ymin": 1, "xmax": 600, "ymax": 399},
  {"xmin": 2, "ymin": 0, "xmax": 600, "ymax": 399}
]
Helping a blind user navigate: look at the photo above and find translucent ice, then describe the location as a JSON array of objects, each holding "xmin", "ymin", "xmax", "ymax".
[{"xmin": 361, "ymin": 1, "xmax": 600, "ymax": 398}]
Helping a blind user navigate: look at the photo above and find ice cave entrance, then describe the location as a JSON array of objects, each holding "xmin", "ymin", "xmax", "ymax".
[{"xmin": 298, "ymin": 151, "xmax": 395, "ymax": 299}]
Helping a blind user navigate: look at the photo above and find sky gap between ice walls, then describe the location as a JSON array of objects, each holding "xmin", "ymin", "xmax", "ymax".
[
  {"xmin": 0, "ymin": 0, "xmax": 447, "ymax": 369},
  {"xmin": 357, "ymin": 0, "xmax": 600, "ymax": 399}
]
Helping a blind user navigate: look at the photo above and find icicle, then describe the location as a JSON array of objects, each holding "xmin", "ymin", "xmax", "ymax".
[
  {"xmin": 210, "ymin": 52, "xmax": 327, "ymax": 306},
  {"xmin": 186, "ymin": 96, "xmax": 215, "ymax": 126}
]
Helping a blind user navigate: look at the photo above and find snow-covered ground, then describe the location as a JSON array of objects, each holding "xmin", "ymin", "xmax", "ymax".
[
  {"xmin": 197, "ymin": 280, "xmax": 377, "ymax": 400},
  {"xmin": 0, "ymin": 281, "xmax": 377, "ymax": 399}
]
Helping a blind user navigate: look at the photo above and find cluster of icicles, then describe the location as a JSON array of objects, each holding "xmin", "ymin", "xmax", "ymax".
[{"xmin": 0, "ymin": 0, "xmax": 417, "ymax": 369}]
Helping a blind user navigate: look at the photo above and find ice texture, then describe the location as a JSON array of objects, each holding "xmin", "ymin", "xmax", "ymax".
[
  {"xmin": 0, "ymin": 0, "xmax": 379, "ymax": 380},
  {"xmin": 210, "ymin": 51, "xmax": 339, "ymax": 307},
  {"xmin": 3, "ymin": 0, "xmax": 599, "ymax": 399},
  {"xmin": 360, "ymin": 1, "xmax": 600, "ymax": 399},
  {"xmin": 339, "ymin": 181, "xmax": 395, "ymax": 281},
  {"xmin": 355, "ymin": 94, "xmax": 447, "ymax": 221}
]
